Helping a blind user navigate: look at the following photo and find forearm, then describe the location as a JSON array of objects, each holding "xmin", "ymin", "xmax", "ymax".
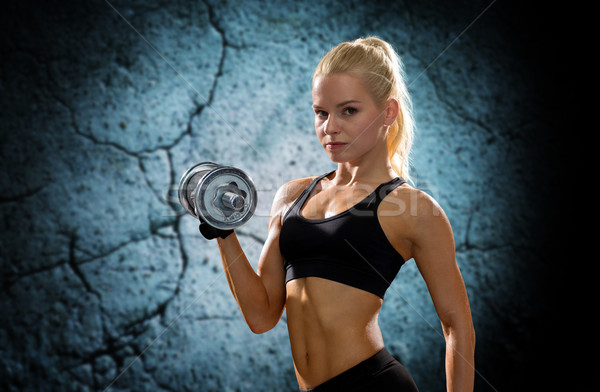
[
  {"xmin": 444, "ymin": 325, "xmax": 476, "ymax": 392},
  {"xmin": 216, "ymin": 233, "xmax": 279, "ymax": 333}
]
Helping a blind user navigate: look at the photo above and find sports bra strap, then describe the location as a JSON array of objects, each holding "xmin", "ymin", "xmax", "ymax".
[{"xmin": 282, "ymin": 170, "xmax": 334, "ymax": 221}]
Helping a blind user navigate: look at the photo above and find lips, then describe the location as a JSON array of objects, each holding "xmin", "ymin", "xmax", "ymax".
[{"xmin": 325, "ymin": 142, "xmax": 348, "ymax": 150}]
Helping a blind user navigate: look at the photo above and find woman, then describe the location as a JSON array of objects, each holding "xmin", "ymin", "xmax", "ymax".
[{"xmin": 200, "ymin": 37, "xmax": 475, "ymax": 391}]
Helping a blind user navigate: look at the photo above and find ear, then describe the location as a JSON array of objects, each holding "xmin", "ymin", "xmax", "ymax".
[{"xmin": 383, "ymin": 98, "xmax": 399, "ymax": 126}]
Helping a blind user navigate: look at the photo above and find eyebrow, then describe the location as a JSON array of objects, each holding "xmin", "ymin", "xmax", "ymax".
[{"xmin": 312, "ymin": 100, "xmax": 362, "ymax": 108}]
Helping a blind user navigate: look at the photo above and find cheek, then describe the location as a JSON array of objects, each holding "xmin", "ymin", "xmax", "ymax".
[
  {"xmin": 347, "ymin": 118, "xmax": 376, "ymax": 141},
  {"xmin": 314, "ymin": 120, "xmax": 325, "ymax": 137},
  {"xmin": 357, "ymin": 113, "xmax": 385, "ymax": 137}
]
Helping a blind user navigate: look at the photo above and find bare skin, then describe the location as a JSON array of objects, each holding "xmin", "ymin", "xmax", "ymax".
[{"xmin": 213, "ymin": 73, "xmax": 475, "ymax": 391}]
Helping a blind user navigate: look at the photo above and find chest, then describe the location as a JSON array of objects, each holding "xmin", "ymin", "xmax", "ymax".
[{"xmin": 299, "ymin": 184, "xmax": 376, "ymax": 220}]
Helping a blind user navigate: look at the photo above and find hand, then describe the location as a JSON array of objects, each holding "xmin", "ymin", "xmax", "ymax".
[{"xmin": 199, "ymin": 221, "xmax": 234, "ymax": 240}]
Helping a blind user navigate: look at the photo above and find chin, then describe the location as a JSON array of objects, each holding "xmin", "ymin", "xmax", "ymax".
[
  {"xmin": 326, "ymin": 153, "xmax": 345, "ymax": 163},
  {"xmin": 326, "ymin": 149, "xmax": 356, "ymax": 162}
]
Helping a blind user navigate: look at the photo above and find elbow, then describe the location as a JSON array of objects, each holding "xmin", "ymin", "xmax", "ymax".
[
  {"xmin": 443, "ymin": 317, "xmax": 476, "ymax": 351},
  {"xmin": 249, "ymin": 324, "xmax": 271, "ymax": 335},
  {"xmin": 240, "ymin": 295, "xmax": 285, "ymax": 334},
  {"xmin": 246, "ymin": 313, "xmax": 281, "ymax": 334},
  {"xmin": 248, "ymin": 319, "xmax": 277, "ymax": 335}
]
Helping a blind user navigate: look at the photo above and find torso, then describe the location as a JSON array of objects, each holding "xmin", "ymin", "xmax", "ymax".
[
  {"xmin": 280, "ymin": 173, "xmax": 412, "ymax": 389},
  {"xmin": 285, "ymin": 278, "xmax": 383, "ymax": 388}
]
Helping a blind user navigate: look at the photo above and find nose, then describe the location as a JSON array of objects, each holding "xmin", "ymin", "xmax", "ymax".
[{"xmin": 323, "ymin": 115, "xmax": 339, "ymax": 135}]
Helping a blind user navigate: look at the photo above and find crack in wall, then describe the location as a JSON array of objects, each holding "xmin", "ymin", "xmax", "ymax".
[
  {"xmin": 26, "ymin": 7, "xmax": 244, "ymax": 299},
  {"xmin": 35, "ymin": 4, "xmax": 235, "ymax": 287},
  {"xmin": 186, "ymin": 0, "xmax": 263, "ymax": 161},
  {"xmin": 137, "ymin": 154, "xmax": 168, "ymax": 206},
  {"xmin": 66, "ymin": 232, "xmax": 101, "ymax": 299},
  {"xmin": 186, "ymin": 0, "xmax": 227, "ymax": 135},
  {"xmin": 407, "ymin": 46, "xmax": 500, "ymax": 141},
  {"xmin": 0, "ymin": 184, "xmax": 46, "ymax": 204},
  {"xmin": 86, "ymin": 0, "xmax": 241, "ymax": 158},
  {"xmin": 61, "ymin": 315, "xmax": 148, "ymax": 389},
  {"xmin": 402, "ymin": 2, "xmax": 500, "ymax": 144},
  {"xmin": 165, "ymin": 150, "xmax": 189, "ymax": 298},
  {"xmin": 4, "ymin": 230, "xmax": 154, "ymax": 288},
  {"xmin": 172, "ymin": 216, "xmax": 189, "ymax": 297},
  {"xmin": 3, "ymin": 260, "xmax": 65, "ymax": 292}
]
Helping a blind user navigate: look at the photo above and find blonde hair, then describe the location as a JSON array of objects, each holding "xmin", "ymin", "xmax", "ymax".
[{"xmin": 313, "ymin": 36, "xmax": 414, "ymax": 181}]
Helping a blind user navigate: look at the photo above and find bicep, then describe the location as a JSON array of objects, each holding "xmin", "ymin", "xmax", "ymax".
[
  {"xmin": 256, "ymin": 219, "xmax": 286, "ymax": 312},
  {"xmin": 255, "ymin": 183, "xmax": 297, "ymax": 313}
]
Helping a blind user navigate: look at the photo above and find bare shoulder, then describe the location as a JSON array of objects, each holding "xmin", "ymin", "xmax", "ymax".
[
  {"xmin": 378, "ymin": 183, "xmax": 455, "ymax": 261},
  {"xmin": 381, "ymin": 184, "xmax": 450, "ymax": 242},
  {"xmin": 383, "ymin": 183, "xmax": 444, "ymax": 217},
  {"xmin": 270, "ymin": 175, "xmax": 316, "ymax": 218}
]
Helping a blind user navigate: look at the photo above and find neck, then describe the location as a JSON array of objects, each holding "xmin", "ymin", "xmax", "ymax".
[{"xmin": 332, "ymin": 142, "xmax": 395, "ymax": 186}]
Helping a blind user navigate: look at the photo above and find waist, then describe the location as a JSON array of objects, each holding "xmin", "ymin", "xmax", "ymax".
[
  {"xmin": 291, "ymin": 333, "xmax": 385, "ymax": 390},
  {"xmin": 285, "ymin": 278, "xmax": 384, "ymax": 389},
  {"xmin": 299, "ymin": 348, "xmax": 396, "ymax": 392}
]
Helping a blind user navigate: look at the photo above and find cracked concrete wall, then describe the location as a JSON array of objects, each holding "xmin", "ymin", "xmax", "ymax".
[{"xmin": 1, "ymin": 0, "xmax": 565, "ymax": 391}]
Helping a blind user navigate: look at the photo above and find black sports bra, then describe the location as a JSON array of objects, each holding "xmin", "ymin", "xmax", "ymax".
[{"xmin": 279, "ymin": 170, "xmax": 407, "ymax": 299}]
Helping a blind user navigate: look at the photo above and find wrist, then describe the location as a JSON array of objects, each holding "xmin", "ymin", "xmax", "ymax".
[{"xmin": 199, "ymin": 221, "xmax": 234, "ymax": 240}]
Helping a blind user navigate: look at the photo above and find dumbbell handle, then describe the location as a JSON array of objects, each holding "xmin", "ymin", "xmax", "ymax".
[{"xmin": 221, "ymin": 191, "xmax": 244, "ymax": 211}]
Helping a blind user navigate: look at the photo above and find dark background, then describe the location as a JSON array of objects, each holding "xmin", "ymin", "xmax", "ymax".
[{"xmin": 1, "ymin": 0, "xmax": 572, "ymax": 391}]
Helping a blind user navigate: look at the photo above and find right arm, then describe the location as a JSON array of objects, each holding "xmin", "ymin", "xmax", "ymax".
[{"xmin": 213, "ymin": 179, "xmax": 305, "ymax": 334}]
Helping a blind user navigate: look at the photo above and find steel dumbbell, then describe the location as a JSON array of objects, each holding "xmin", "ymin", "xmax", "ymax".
[{"xmin": 178, "ymin": 162, "xmax": 257, "ymax": 230}]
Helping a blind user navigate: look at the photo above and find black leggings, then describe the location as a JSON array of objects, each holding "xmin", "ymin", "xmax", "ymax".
[{"xmin": 300, "ymin": 348, "xmax": 418, "ymax": 391}]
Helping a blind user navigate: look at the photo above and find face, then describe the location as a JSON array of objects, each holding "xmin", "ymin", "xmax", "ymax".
[{"xmin": 312, "ymin": 73, "xmax": 395, "ymax": 165}]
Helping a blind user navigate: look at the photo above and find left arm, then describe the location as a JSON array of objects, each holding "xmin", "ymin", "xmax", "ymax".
[{"xmin": 408, "ymin": 191, "xmax": 476, "ymax": 392}]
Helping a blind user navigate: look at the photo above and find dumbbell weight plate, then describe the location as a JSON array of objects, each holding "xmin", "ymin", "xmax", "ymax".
[
  {"xmin": 178, "ymin": 162, "xmax": 257, "ymax": 230},
  {"xmin": 178, "ymin": 162, "xmax": 219, "ymax": 219},
  {"xmin": 195, "ymin": 166, "xmax": 257, "ymax": 230}
]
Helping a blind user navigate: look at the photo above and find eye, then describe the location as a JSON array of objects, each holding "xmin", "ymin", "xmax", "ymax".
[
  {"xmin": 315, "ymin": 110, "xmax": 328, "ymax": 118},
  {"xmin": 343, "ymin": 107, "xmax": 357, "ymax": 115}
]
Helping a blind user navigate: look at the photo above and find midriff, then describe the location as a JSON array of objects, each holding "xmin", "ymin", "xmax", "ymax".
[{"xmin": 285, "ymin": 276, "xmax": 385, "ymax": 390}]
